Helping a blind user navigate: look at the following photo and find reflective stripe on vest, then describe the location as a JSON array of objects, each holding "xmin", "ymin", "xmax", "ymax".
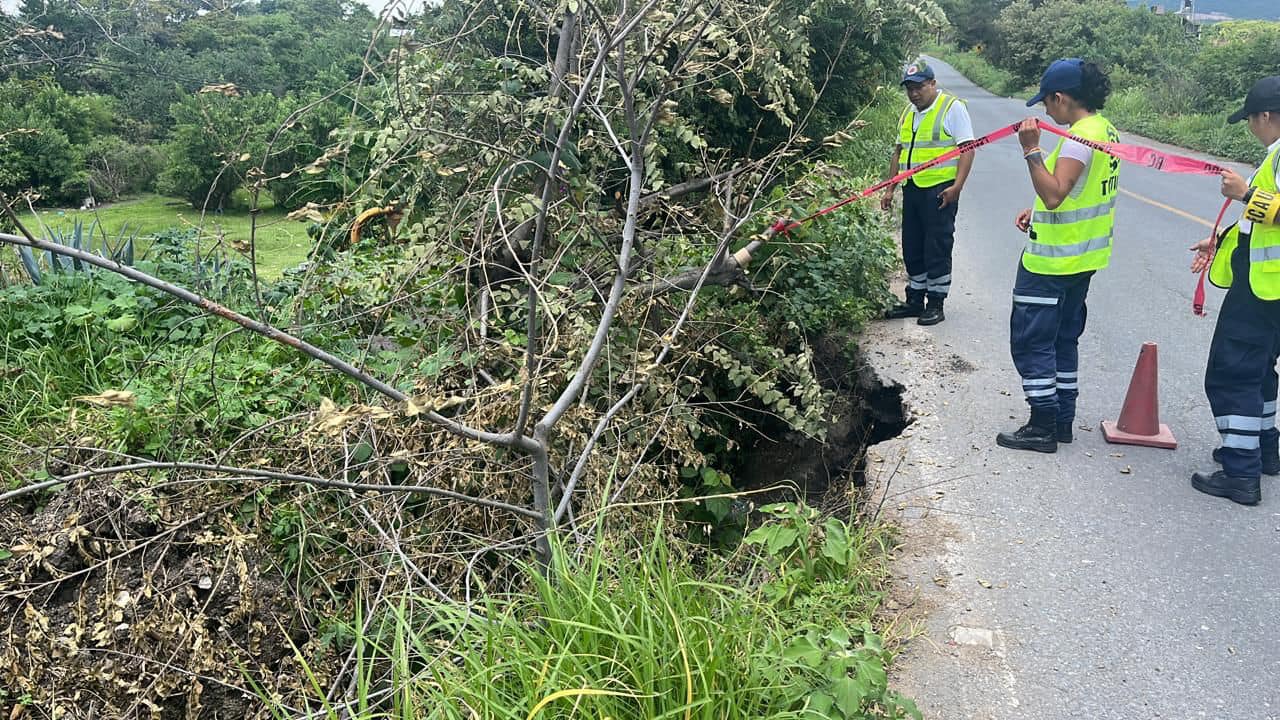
[
  {"xmin": 1031, "ymin": 196, "xmax": 1117, "ymax": 225},
  {"xmin": 1021, "ymin": 114, "xmax": 1121, "ymax": 276},
  {"xmin": 1026, "ymin": 233, "xmax": 1113, "ymax": 258},
  {"xmin": 898, "ymin": 94, "xmax": 961, "ymax": 188},
  {"xmin": 1210, "ymin": 148, "xmax": 1280, "ymax": 299}
]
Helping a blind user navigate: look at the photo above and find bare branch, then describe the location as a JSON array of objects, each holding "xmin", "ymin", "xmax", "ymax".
[{"xmin": 0, "ymin": 460, "xmax": 542, "ymax": 521}]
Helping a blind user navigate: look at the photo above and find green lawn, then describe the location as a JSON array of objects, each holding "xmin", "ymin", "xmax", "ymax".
[{"xmin": 17, "ymin": 193, "xmax": 313, "ymax": 278}]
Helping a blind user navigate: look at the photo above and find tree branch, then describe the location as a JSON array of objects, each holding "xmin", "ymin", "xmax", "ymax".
[
  {"xmin": 637, "ymin": 165, "xmax": 751, "ymax": 209},
  {"xmin": 0, "ymin": 206, "xmax": 532, "ymax": 452},
  {"xmin": 0, "ymin": 461, "xmax": 542, "ymax": 520},
  {"xmin": 638, "ymin": 225, "xmax": 778, "ymax": 297}
]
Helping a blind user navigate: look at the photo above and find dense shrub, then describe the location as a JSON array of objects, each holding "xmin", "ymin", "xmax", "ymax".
[
  {"xmin": 84, "ymin": 137, "xmax": 164, "ymax": 199},
  {"xmin": 933, "ymin": 3, "xmax": 1278, "ymax": 163}
]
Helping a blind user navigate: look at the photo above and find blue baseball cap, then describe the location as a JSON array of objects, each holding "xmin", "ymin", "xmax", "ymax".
[
  {"xmin": 1026, "ymin": 58, "xmax": 1084, "ymax": 107},
  {"xmin": 901, "ymin": 58, "xmax": 935, "ymax": 85}
]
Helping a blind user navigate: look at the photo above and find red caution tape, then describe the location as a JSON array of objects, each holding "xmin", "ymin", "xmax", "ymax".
[
  {"xmin": 1038, "ymin": 123, "xmax": 1226, "ymax": 176},
  {"xmin": 768, "ymin": 123, "xmax": 1019, "ymax": 235},
  {"xmin": 1193, "ymin": 198, "xmax": 1233, "ymax": 317},
  {"xmin": 765, "ymin": 118, "xmax": 1232, "ymax": 315}
]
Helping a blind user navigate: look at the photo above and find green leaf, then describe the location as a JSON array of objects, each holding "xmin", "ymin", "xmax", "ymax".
[
  {"xmin": 351, "ymin": 442, "xmax": 374, "ymax": 464},
  {"xmin": 63, "ymin": 304, "xmax": 94, "ymax": 324},
  {"xmin": 825, "ymin": 627, "xmax": 851, "ymax": 648},
  {"xmin": 766, "ymin": 526, "xmax": 799, "ymax": 555},
  {"xmin": 855, "ymin": 655, "xmax": 888, "ymax": 691},
  {"xmin": 889, "ymin": 694, "xmax": 923, "ymax": 720},
  {"xmin": 744, "ymin": 525, "xmax": 777, "ymax": 547},
  {"xmin": 703, "ymin": 496, "xmax": 731, "ymax": 522},
  {"xmin": 807, "ymin": 690, "xmax": 834, "ymax": 716},
  {"xmin": 821, "ymin": 524, "xmax": 850, "ymax": 565},
  {"xmin": 105, "ymin": 314, "xmax": 138, "ymax": 332},
  {"xmin": 782, "ymin": 636, "xmax": 824, "ymax": 667},
  {"xmin": 0, "ymin": 549, "xmax": 11, "ymax": 561},
  {"xmin": 860, "ymin": 627, "xmax": 885, "ymax": 653},
  {"xmin": 832, "ymin": 677, "xmax": 868, "ymax": 718},
  {"xmin": 700, "ymin": 466, "xmax": 718, "ymax": 484}
]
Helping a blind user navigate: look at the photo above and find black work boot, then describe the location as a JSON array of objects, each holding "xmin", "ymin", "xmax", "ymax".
[
  {"xmin": 1191, "ymin": 470, "xmax": 1261, "ymax": 506},
  {"xmin": 1056, "ymin": 422, "xmax": 1073, "ymax": 444},
  {"xmin": 885, "ymin": 297, "xmax": 925, "ymax": 319},
  {"xmin": 1212, "ymin": 447, "xmax": 1280, "ymax": 476},
  {"xmin": 996, "ymin": 409, "xmax": 1057, "ymax": 454},
  {"xmin": 918, "ymin": 299, "xmax": 945, "ymax": 326}
]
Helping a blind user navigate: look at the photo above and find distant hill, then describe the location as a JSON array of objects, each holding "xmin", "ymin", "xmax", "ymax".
[{"xmin": 1132, "ymin": 1, "xmax": 1280, "ymax": 21}]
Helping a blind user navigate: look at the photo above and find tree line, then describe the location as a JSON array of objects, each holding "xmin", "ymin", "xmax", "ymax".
[
  {"xmin": 0, "ymin": 0, "xmax": 382, "ymax": 209},
  {"xmin": 937, "ymin": 0, "xmax": 1280, "ymax": 160}
]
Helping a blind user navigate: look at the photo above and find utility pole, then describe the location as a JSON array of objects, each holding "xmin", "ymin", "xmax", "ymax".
[{"xmin": 1177, "ymin": 0, "xmax": 1201, "ymax": 40}]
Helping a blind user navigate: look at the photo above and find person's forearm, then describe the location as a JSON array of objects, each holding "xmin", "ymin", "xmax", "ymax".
[
  {"xmin": 954, "ymin": 151, "xmax": 974, "ymax": 191},
  {"xmin": 1025, "ymin": 153, "xmax": 1068, "ymax": 208},
  {"xmin": 887, "ymin": 149, "xmax": 901, "ymax": 185}
]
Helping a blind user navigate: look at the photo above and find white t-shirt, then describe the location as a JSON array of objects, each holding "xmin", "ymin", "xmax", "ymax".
[
  {"xmin": 1055, "ymin": 136, "xmax": 1093, "ymax": 168},
  {"xmin": 1048, "ymin": 130, "xmax": 1096, "ymax": 200},
  {"xmin": 907, "ymin": 95, "xmax": 975, "ymax": 143}
]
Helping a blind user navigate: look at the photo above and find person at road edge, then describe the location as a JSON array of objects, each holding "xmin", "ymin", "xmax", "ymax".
[
  {"xmin": 998, "ymin": 59, "xmax": 1120, "ymax": 454},
  {"xmin": 881, "ymin": 57, "xmax": 975, "ymax": 326},
  {"xmin": 1189, "ymin": 76, "xmax": 1280, "ymax": 506}
]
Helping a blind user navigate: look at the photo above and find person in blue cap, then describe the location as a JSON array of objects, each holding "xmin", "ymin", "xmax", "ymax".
[
  {"xmin": 997, "ymin": 59, "xmax": 1120, "ymax": 453},
  {"xmin": 881, "ymin": 57, "xmax": 975, "ymax": 326}
]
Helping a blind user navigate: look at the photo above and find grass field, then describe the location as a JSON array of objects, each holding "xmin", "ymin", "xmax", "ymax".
[{"xmin": 16, "ymin": 193, "xmax": 313, "ymax": 278}]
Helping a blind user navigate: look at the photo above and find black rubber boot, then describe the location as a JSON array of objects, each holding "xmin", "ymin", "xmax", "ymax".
[
  {"xmin": 917, "ymin": 305, "xmax": 945, "ymax": 326},
  {"xmin": 1056, "ymin": 422, "xmax": 1073, "ymax": 444},
  {"xmin": 1191, "ymin": 470, "xmax": 1261, "ymax": 506},
  {"xmin": 886, "ymin": 291, "xmax": 925, "ymax": 320},
  {"xmin": 885, "ymin": 301, "xmax": 924, "ymax": 319},
  {"xmin": 1212, "ymin": 447, "xmax": 1280, "ymax": 476},
  {"xmin": 996, "ymin": 409, "xmax": 1057, "ymax": 454}
]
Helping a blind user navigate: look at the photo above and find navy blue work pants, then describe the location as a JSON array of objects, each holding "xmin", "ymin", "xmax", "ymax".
[
  {"xmin": 1205, "ymin": 244, "xmax": 1280, "ymax": 479},
  {"xmin": 901, "ymin": 180, "xmax": 957, "ymax": 303},
  {"xmin": 1009, "ymin": 259, "xmax": 1095, "ymax": 425}
]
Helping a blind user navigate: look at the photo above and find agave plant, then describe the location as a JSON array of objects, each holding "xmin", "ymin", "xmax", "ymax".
[{"xmin": 16, "ymin": 220, "xmax": 137, "ymax": 285}]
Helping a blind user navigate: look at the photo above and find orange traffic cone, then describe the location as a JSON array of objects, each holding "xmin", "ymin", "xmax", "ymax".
[{"xmin": 1100, "ymin": 342, "xmax": 1177, "ymax": 449}]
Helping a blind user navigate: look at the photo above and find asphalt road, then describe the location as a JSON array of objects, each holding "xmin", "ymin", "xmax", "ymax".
[{"xmin": 871, "ymin": 58, "xmax": 1280, "ymax": 719}]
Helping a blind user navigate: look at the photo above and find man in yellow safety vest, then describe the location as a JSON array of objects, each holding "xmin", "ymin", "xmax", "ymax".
[
  {"xmin": 881, "ymin": 57, "xmax": 975, "ymax": 326},
  {"xmin": 1189, "ymin": 76, "xmax": 1280, "ymax": 505}
]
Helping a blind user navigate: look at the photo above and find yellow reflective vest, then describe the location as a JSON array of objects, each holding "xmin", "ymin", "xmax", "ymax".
[
  {"xmin": 1210, "ymin": 146, "xmax": 1280, "ymax": 300},
  {"xmin": 898, "ymin": 94, "xmax": 962, "ymax": 188},
  {"xmin": 1021, "ymin": 114, "xmax": 1121, "ymax": 276}
]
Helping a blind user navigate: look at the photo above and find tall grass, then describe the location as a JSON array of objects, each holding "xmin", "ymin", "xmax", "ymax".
[
  {"xmin": 929, "ymin": 47, "xmax": 1027, "ymax": 98},
  {"xmin": 281, "ymin": 516, "xmax": 919, "ymax": 720},
  {"xmin": 1107, "ymin": 87, "xmax": 1264, "ymax": 164}
]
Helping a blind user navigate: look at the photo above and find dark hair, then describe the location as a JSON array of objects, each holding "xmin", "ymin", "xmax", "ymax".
[{"xmin": 1061, "ymin": 62, "xmax": 1111, "ymax": 112}]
